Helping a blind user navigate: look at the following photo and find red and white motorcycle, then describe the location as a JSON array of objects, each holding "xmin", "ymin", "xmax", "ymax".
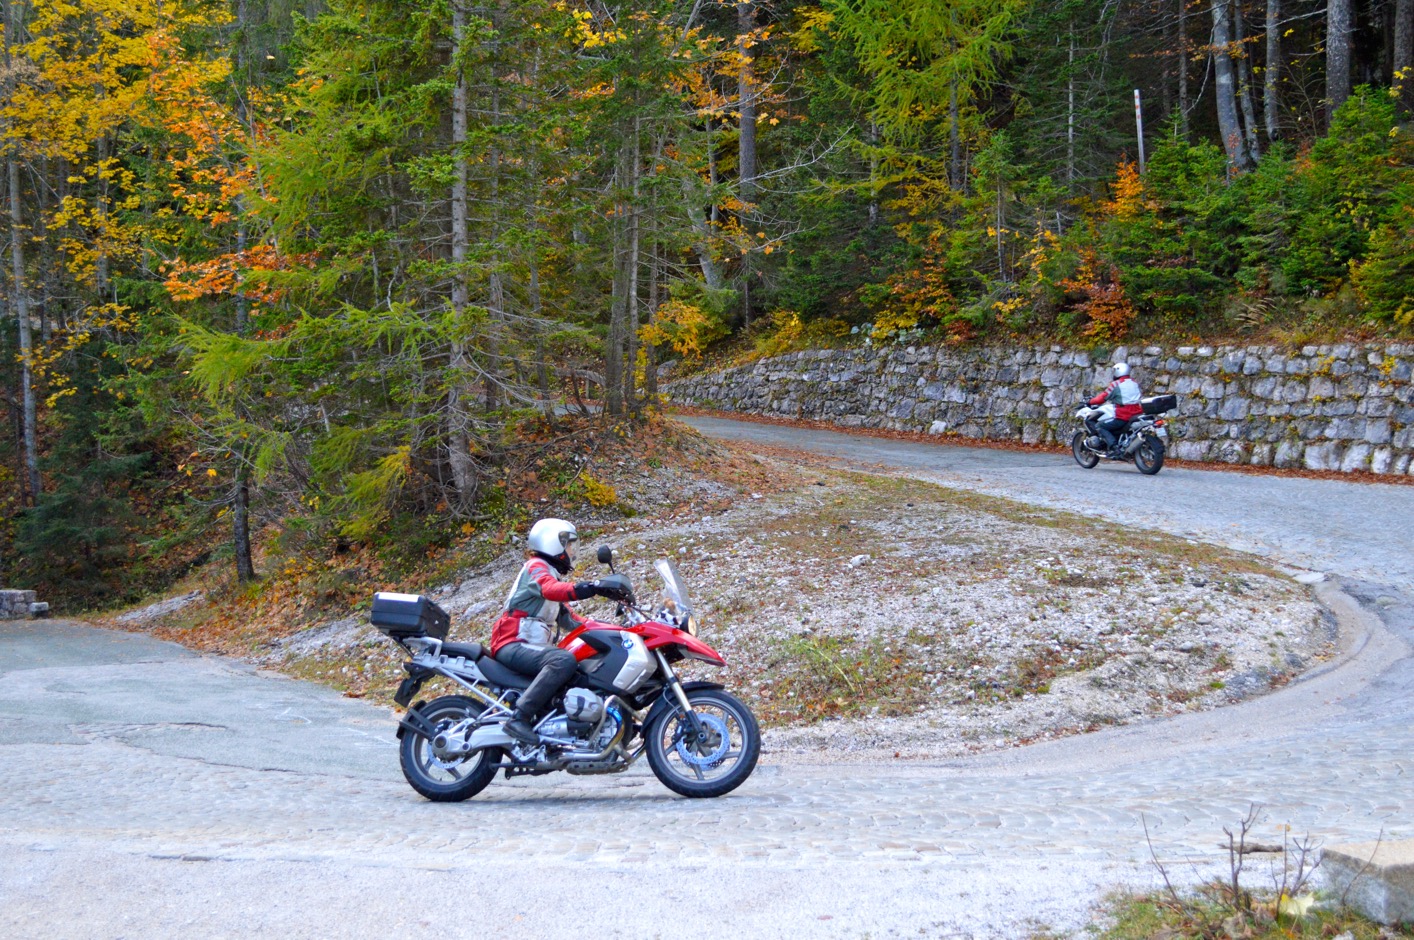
[{"xmin": 370, "ymin": 546, "xmax": 760, "ymax": 801}]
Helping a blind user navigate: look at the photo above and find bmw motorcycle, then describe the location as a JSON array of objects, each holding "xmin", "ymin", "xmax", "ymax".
[
  {"xmin": 369, "ymin": 546, "xmax": 760, "ymax": 801},
  {"xmin": 1070, "ymin": 394, "xmax": 1177, "ymax": 476}
]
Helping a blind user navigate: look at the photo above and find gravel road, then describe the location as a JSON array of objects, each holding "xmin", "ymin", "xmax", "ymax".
[
  {"xmin": 3, "ymin": 420, "xmax": 1411, "ymax": 939},
  {"xmin": 680, "ymin": 415, "xmax": 1414, "ymax": 585}
]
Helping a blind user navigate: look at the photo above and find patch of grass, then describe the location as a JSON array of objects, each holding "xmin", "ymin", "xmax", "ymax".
[
  {"xmin": 759, "ymin": 633, "xmax": 933, "ymax": 722},
  {"xmin": 1092, "ymin": 806, "xmax": 1414, "ymax": 940},
  {"xmin": 1041, "ymin": 567, "xmax": 1108, "ymax": 589},
  {"xmin": 1098, "ymin": 890, "xmax": 1409, "ymax": 939}
]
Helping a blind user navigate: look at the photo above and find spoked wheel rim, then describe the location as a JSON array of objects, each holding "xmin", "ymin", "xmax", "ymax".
[
  {"xmin": 1135, "ymin": 437, "xmax": 1164, "ymax": 474},
  {"xmin": 398, "ymin": 696, "xmax": 499, "ymax": 801},
  {"xmin": 1071, "ymin": 431, "xmax": 1100, "ymax": 469},
  {"xmin": 410, "ymin": 710, "xmax": 490, "ymax": 786},
  {"xmin": 653, "ymin": 697, "xmax": 753, "ymax": 786}
]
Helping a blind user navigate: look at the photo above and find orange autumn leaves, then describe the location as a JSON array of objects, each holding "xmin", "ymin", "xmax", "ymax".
[{"xmin": 163, "ymin": 246, "xmax": 316, "ymax": 307}]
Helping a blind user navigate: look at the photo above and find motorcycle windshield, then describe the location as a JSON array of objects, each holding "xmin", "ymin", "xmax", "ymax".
[{"xmin": 653, "ymin": 558, "xmax": 693, "ymax": 617}]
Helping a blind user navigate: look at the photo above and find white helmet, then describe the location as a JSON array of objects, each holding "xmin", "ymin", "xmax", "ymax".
[
  {"xmin": 1113, "ymin": 362, "xmax": 1131, "ymax": 379},
  {"xmin": 527, "ymin": 518, "xmax": 578, "ymax": 573}
]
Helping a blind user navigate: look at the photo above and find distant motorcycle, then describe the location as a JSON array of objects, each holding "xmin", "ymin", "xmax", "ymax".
[
  {"xmin": 370, "ymin": 547, "xmax": 760, "ymax": 802},
  {"xmin": 1071, "ymin": 394, "xmax": 1177, "ymax": 475}
]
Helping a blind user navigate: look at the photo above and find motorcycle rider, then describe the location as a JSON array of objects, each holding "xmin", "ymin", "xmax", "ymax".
[
  {"xmin": 1085, "ymin": 362, "xmax": 1143, "ymax": 453},
  {"xmin": 491, "ymin": 518, "xmax": 628, "ymax": 746}
]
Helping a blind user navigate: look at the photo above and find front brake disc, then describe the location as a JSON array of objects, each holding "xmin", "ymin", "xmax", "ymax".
[{"xmin": 674, "ymin": 713, "xmax": 730, "ymax": 768}]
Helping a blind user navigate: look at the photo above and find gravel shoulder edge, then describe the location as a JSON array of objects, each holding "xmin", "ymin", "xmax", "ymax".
[{"xmin": 801, "ymin": 576, "xmax": 1403, "ymax": 777}]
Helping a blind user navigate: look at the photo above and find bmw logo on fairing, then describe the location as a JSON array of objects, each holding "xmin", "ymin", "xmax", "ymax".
[{"xmin": 621, "ymin": 635, "xmax": 634, "ymax": 650}]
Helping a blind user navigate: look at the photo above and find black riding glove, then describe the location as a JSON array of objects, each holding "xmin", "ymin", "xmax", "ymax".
[{"xmin": 574, "ymin": 581, "xmax": 626, "ymax": 601}]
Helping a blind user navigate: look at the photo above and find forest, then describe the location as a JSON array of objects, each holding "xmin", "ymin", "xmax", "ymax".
[{"xmin": 2, "ymin": 0, "xmax": 1412, "ymax": 606}]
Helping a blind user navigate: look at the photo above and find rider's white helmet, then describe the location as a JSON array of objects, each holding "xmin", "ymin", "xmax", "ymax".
[
  {"xmin": 527, "ymin": 518, "xmax": 578, "ymax": 573},
  {"xmin": 1112, "ymin": 362, "xmax": 1131, "ymax": 379}
]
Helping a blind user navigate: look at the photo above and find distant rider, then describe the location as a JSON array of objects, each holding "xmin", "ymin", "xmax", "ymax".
[
  {"xmin": 1086, "ymin": 363, "xmax": 1143, "ymax": 453},
  {"xmin": 490, "ymin": 518, "xmax": 627, "ymax": 746}
]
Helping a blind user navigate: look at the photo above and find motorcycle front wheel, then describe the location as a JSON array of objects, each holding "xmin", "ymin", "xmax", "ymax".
[
  {"xmin": 1134, "ymin": 436, "xmax": 1165, "ymax": 475},
  {"xmin": 399, "ymin": 695, "xmax": 500, "ymax": 802},
  {"xmin": 646, "ymin": 688, "xmax": 760, "ymax": 799},
  {"xmin": 1071, "ymin": 431, "xmax": 1100, "ymax": 469}
]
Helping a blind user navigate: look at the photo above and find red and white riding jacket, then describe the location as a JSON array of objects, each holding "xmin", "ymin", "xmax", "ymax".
[
  {"xmin": 1089, "ymin": 376, "xmax": 1143, "ymax": 421},
  {"xmin": 489, "ymin": 557, "xmax": 586, "ymax": 655}
]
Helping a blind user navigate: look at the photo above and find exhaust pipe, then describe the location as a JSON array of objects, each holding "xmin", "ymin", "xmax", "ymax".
[{"xmin": 1124, "ymin": 434, "xmax": 1144, "ymax": 455}]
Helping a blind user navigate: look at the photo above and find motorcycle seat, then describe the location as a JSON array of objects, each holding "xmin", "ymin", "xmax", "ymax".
[
  {"xmin": 476, "ymin": 656, "xmax": 534, "ymax": 690},
  {"xmin": 440, "ymin": 641, "xmax": 485, "ymax": 661}
]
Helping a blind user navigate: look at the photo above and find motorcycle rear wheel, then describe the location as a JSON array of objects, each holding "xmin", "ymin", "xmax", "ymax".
[
  {"xmin": 399, "ymin": 695, "xmax": 500, "ymax": 802},
  {"xmin": 646, "ymin": 688, "xmax": 760, "ymax": 799},
  {"xmin": 1134, "ymin": 436, "xmax": 1165, "ymax": 475},
  {"xmin": 1071, "ymin": 431, "xmax": 1100, "ymax": 469}
]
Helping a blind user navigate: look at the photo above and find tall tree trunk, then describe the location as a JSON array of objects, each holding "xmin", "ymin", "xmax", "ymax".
[
  {"xmin": 37, "ymin": 154, "xmax": 54, "ymax": 344},
  {"xmin": 232, "ymin": 224, "xmax": 255, "ymax": 579},
  {"xmin": 685, "ymin": 192, "xmax": 724, "ymax": 289},
  {"xmin": 3, "ymin": 1, "xmax": 38, "ymax": 505},
  {"xmin": 737, "ymin": 0, "xmax": 757, "ymax": 205},
  {"xmin": 707, "ymin": 118, "xmax": 719, "ymax": 226},
  {"xmin": 1327, "ymin": 0, "xmax": 1353, "ymax": 122},
  {"xmin": 1211, "ymin": 0, "xmax": 1254, "ymax": 171},
  {"xmin": 868, "ymin": 121, "xmax": 880, "ymax": 223},
  {"xmin": 1067, "ymin": 29, "xmax": 1076, "ymax": 187},
  {"xmin": 94, "ymin": 133, "xmax": 110, "ymax": 300},
  {"xmin": 737, "ymin": 0, "xmax": 756, "ymax": 328},
  {"xmin": 484, "ymin": 78, "xmax": 502, "ymax": 413},
  {"xmin": 623, "ymin": 118, "xmax": 641, "ymax": 413},
  {"xmin": 233, "ymin": 471, "xmax": 255, "ymax": 581},
  {"xmin": 1265, "ymin": 0, "xmax": 1282, "ymax": 139},
  {"xmin": 446, "ymin": 0, "xmax": 476, "ymax": 512},
  {"xmin": 604, "ymin": 139, "xmax": 629, "ymax": 418},
  {"xmin": 1396, "ymin": 0, "xmax": 1414, "ymax": 112},
  {"xmin": 1232, "ymin": 0, "xmax": 1261, "ymax": 159},
  {"xmin": 1178, "ymin": 0, "xmax": 1190, "ymax": 136},
  {"xmin": 529, "ymin": 259, "xmax": 553, "ymax": 419},
  {"xmin": 948, "ymin": 78, "xmax": 962, "ymax": 189},
  {"xmin": 604, "ymin": 216, "xmax": 626, "ymax": 418},
  {"xmin": 644, "ymin": 241, "xmax": 660, "ymax": 402}
]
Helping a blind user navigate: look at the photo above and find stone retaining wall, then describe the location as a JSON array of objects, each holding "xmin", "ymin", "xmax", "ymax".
[
  {"xmin": 0, "ymin": 590, "xmax": 38, "ymax": 620},
  {"xmin": 665, "ymin": 342, "xmax": 1414, "ymax": 474}
]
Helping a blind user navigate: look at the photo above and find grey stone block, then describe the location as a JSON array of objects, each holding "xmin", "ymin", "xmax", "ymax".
[
  {"xmin": 1218, "ymin": 397, "xmax": 1250, "ymax": 420},
  {"xmin": 1365, "ymin": 420, "xmax": 1393, "ymax": 445},
  {"xmin": 1174, "ymin": 440, "xmax": 1212, "ymax": 461},
  {"xmin": 1321, "ymin": 840, "xmax": 1414, "ymax": 925},
  {"xmin": 0, "ymin": 590, "xmax": 37, "ymax": 620},
  {"xmin": 1341, "ymin": 443, "xmax": 1372, "ymax": 472},
  {"xmin": 1274, "ymin": 440, "xmax": 1305, "ymax": 468},
  {"xmin": 1304, "ymin": 441, "xmax": 1342, "ymax": 470}
]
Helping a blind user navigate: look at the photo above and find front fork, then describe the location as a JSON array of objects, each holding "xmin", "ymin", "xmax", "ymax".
[{"xmin": 656, "ymin": 651, "xmax": 711, "ymax": 744}]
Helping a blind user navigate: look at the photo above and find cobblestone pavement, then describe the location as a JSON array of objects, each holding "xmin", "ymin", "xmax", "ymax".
[
  {"xmin": 3, "ymin": 425, "xmax": 1412, "ymax": 937},
  {"xmin": 2, "ymin": 577, "xmax": 1409, "ymax": 939}
]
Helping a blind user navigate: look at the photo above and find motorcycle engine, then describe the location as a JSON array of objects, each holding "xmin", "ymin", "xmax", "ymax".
[
  {"xmin": 537, "ymin": 689, "xmax": 609, "ymax": 743},
  {"xmin": 564, "ymin": 688, "xmax": 604, "ymax": 738}
]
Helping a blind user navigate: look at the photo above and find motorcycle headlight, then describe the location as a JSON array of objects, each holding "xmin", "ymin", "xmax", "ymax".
[{"xmin": 684, "ymin": 615, "xmax": 698, "ymax": 637}]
